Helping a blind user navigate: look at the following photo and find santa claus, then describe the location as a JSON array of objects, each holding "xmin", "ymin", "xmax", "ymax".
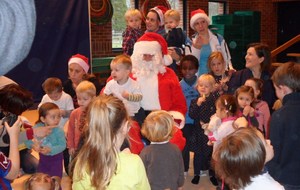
[{"xmin": 131, "ymin": 32, "xmax": 187, "ymax": 131}]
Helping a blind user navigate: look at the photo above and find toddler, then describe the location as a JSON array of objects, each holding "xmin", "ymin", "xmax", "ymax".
[
  {"xmin": 245, "ymin": 78, "xmax": 270, "ymax": 137},
  {"xmin": 122, "ymin": 8, "xmax": 143, "ymax": 56},
  {"xmin": 25, "ymin": 173, "xmax": 61, "ymax": 190},
  {"xmin": 104, "ymin": 54, "xmax": 143, "ymax": 123},
  {"xmin": 189, "ymin": 74, "xmax": 218, "ymax": 184},
  {"xmin": 39, "ymin": 77, "xmax": 74, "ymax": 129},
  {"xmin": 214, "ymin": 127, "xmax": 284, "ymax": 190},
  {"xmin": 25, "ymin": 102, "xmax": 66, "ymax": 178},
  {"xmin": 235, "ymin": 85, "xmax": 259, "ymax": 128},
  {"xmin": 179, "ymin": 55, "xmax": 199, "ymax": 176},
  {"xmin": 140, "ymin": 110, "xmax": 184, "ymax": 190}
]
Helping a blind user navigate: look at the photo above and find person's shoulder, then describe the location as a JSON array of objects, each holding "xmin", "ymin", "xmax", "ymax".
[
  {"xmin": 245, "ymin": 173, "xmax": 284, "ymax": 190},
  {"xmin": 119, "ymin": 151, "xmax": 142, "ymax": 162}
]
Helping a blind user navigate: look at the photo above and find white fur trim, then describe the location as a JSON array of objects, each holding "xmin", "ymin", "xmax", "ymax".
[
  {"xmin": 68, "ymin": 57, "xmax": 89, "ymax": 73},
  {"xmin": 168, "ymin": 111, "xmax": 185, "ymax": 129},
  {"xmin": 190, "ymin": 13, "xmax": 211, "ymax": 30},
  {"xmin": 151, "ymin": 7, "xmax": 164, "ymax": 26},
  {"xmin": 133, "ymin": 41, "xmax": 162, "ymax": 55},
  {"xmin": 163, "ymin": 54, "xmax": 173, "ymax": 66}
]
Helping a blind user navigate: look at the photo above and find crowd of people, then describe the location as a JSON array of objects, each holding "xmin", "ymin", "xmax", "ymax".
[{"xmin": 0, "ymin": 3, "xmax": 300, "ymax": 190}]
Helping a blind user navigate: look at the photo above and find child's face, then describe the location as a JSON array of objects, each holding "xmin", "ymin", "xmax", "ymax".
[
  {"xmin": 237, "ymin": 92, "xmax": 253, "ymax": 108},
  {"xmin": 245, "ymin": 80, "xmax": 259, "ymax": 99},
  {"xmin": 127, "ymin": 15, "xmax": 141, "ymax": 29},
  {"xmin": 197, "ymin": 79, "xmax": 214, "ymax": 96},
  {"xmin": 77, "ymin": 92, "xmax": 93, "ymax": 109},
  {"xmin": 47, "ymin": 91, "xmax": 62, "ymax": 101},
  {"xmin": 210, "ymin": 58, "xmax": 225, "ymax": 76},
  {"xmin": 216, "ymin": 102, "xmax": 227, "ymax": 119},
  {"xmin": 181, "ymin": 61, "xmax": 197, "ymax": 80},
  {"xmin": 110, "ymin": 63, "xmax": 131, "ymax": 85},
  {"xmin": 41, "ymin": 109, "xmax": 61, "ymax": 126},
  {"xmin": 256, "ymin": 131, "xmax": 274, "ymax": 163},
  {"xmin": 164, "ymin": 17, "xmax": 179, "ymax": 30}
]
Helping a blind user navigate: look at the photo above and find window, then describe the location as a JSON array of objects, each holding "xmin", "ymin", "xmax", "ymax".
[{"xmin": 208, "ymin": 1, "xmax": 226, "ymax": 20}]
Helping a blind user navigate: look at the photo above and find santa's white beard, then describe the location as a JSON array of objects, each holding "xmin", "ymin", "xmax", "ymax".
[{"xmin": 131, "ymin": 53, "xmax": 166, "ymax": 78}]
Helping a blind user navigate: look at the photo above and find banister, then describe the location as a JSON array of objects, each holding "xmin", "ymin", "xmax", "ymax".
[{"xmin": 271, "ymin": 34, "xmax": 300, "ymax": 58}]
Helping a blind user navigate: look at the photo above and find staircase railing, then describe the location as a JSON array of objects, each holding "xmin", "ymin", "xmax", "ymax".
[{"xmin": 271, "ymin": 34, "xmax": 300, "ymax": 58}]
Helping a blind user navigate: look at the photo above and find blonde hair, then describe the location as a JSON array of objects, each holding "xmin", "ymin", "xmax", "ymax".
[
  {"xmin": 111, "ymin": 54, "xmax": 132, "ymax": 70},
  {"xmin": 71, "ymin": 95, "xmax": 129, "ymax": 189},
  {"xmin": 76, "ymin": 80, "xmax": 96, "ymax": 98},
  {"xmin": 141, "ymin": 110, "xmax": 174, "ymax": 142},
  {"xmin": 42, "ymin": 77, "xmax": 62, "ymax": 94},
  {"xmin": 198, "ymin": 73, "xmax": 216, "ymax": 87},
  {"xmin": 164, "ymin": 9, "xmax": 180, "ymax": 22},
  {"xmin": 25, "ymin": 173, "xmax": 60, "ymax": 190},
  {"xmin": 124, "ymin": 8, "xmax": 142, "ymax": 21},
  {"xmin": 207, "ymin": 52, "xmax": 225, "ymax": 72}
]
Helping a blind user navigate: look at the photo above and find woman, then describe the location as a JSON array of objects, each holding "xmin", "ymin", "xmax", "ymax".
[
  {"xmin": 63, "ymin": 54, "xmax": 102, "ymax": 108},
  {"xmin": 227, "ymin": 43, "xmax": 276, "ymax": 110},
  {"xmin": 71, "ymin": 95, "xmax": 150, "ymax": 189},
  {"xmin": 190, "ymin": 9, "xmax": 233, "ymax": 76},
  {"xmin": 145, "ymin": 6, "xmax": 168, "ymax": 35}
]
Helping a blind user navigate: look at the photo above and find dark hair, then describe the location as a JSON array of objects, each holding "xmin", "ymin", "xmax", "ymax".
[
  {"xmin": 37, "ymin": 102, "xmax": 59, "ymax": 124},
  {"xmin": 0, "ymin": 84, "xmax": 33, "ymax": 115},
  {"xmin": 180, "ymin": 54, "xmax": 199, "ymax": 70},
  {"xmin": 42, "ymin": 77, "xmax": 63, "ymax": 94},
  {"xmin": 216, "ymin": 94, "xmax": 238, "ymax": 116},
  {"xmin": 247, "ymin": 43, "xmax": 271, "ymax": 72},
  {"xmin": 271, "ymin": 62, "xmax": 300, "ymax": 92}
]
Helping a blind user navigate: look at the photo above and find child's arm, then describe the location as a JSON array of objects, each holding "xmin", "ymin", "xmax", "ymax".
[
  {"xmin": 67, "ymin": 111, "xmax": 76, "ymax": 156},
  {"xmin": 122, "ymin": 91, "xmax": 142, "ymax": 102},
  {"xmin": 4, "ymin": 117, "xmax": 21, "ymax": 180},
  {"xmin": 46, "ymin": 128, "xmax": 66, "ymax": 156}
]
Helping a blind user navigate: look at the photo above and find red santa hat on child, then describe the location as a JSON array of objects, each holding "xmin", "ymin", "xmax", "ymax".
[
  {"xmin": 133, "ymin": 32, "xmax": 173, "ymax": 66},
  {"xmin": 150, "ymin": 6, "xmax": 169, "ymax": 26},
  {"xmin": 68, "ymin": 54, "xmax": 90, "ymax": 73},
  {"xmin": 190, "ymin": 9, "xmax": 211, "ymax": 30}
]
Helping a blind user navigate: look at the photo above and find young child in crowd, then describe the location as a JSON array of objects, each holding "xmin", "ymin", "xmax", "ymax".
[
  {"xmin": 71, "ymin": 95, "xmax": 150, "ymax": 189},
  {"xmin": 103, "ymin": 54, "xmax": 143, "ymax": 124},
  {"xmin": 25, "ymin": 102, "xmax": 66, "ymax": 178},
  {"xmin": 179, "ymin": 55, "xmax": 199, "ymax": 177},
  {"xmin": 67, "ymin": 81, "xmax": 96, "ymax": 161},
  {"xmin": 25, "ymin": 172, "xmax": 61, "ymax": 190},
  {"xmin": 245, "ymin": 78, "xmax": 270, "ymax": 137},
  {"xmin": 140, "ymin": 110, "xmax": 184, "ymax": 190},
  {"xmin": 207, "ymin": 52, "xmax": 233, "ymax": 95},
  {"xmin": 235, "ymin": 85, "xmax": 259, "ymax": 128},
  {"xmin": 164, "ymin": 9, "xmax": 191, "ymax": 76},
  {"xmin": 214, "ymin": 127, "xmax": 284, "ymax": 190},
  {"xmin": 189, "ymin": 73, "xmax": 218, "ymax": 184},
  {"xmin": 122, "ymin": 8, "xmax": 143, "ymax": 56},
  {"xmin": 267, "ymin": 62, "xmax": 300, "ymax": 189},
  {"xmin": 39, "ymin": 77, "xmax": 74, "ymax": 129}
]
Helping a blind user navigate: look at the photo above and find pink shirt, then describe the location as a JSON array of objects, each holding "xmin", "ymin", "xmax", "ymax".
[{"xmin": 67, "ymin": 108, "xmax": 84, "ymax": 150}]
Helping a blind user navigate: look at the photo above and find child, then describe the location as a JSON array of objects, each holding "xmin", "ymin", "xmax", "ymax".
[
  {"xmin": 67, "ymin": 81, "xmax": 96, "ymax": 161},
  {"xmin": 207, "ymin": 52, "xmax": 233, "ymax": 95},
  {"xmin": 140, "ymin": 110, "xmax": 184, "ymax": 190},
  {"xmin": 103, "ymin": 54, "xmax": 143, "ymax": 124},
  {"xmin": 25, "ymin": 102, "xmax": 66, "ymax": 178},
  {"xmin": 72, "ymin": 95, "xmax": 150, "ymax": 189},
  {"xmin": 39, "ymin": 77, "xmax": 74, "ymax": 129},
  {"xmin": 122, "ymin": 8, "xmax": 143, "ymax": 56},
  {"xmin": 245, "ymin": 78, "xmax": 270, "ymax": 137},
  {"xmin": 179, "ymin": 55, "xmax": 199, "ymax": 177},
  {"xmin": 189, "ymin": 73, "xmax": 218, "ymax": 184},
  {"xmin": 164, "ymin": 9, "xmax": 191, "ymax": 76},
  {"xmin": 25, "ymin": 172, "xmax": 61, "ymax": 190},
  {"xmin": 214, "ymin": 127, "xmax": 284, "ymax": 190},
  {"xmin": 235, "ymin": 85, "xmax": 259, "ymax": 128},
  {"xmin": 267, "ymin": 62, "xmax": 300, "ymax": 189}
]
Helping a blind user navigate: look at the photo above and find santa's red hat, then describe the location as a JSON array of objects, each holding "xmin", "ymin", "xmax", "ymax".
[
  {"xmin": 190, "ymin": 9, "xmax": 210, "ymax": 30},
  {"xmin": 133, "ymin": 32, "xmax": 172, "ymax": 66},
  {"xmin": 150, "ymin": 6, "xmax": 169, "ymax": 26},
  {"xmin": 68, "ymin": 54, "xmax": 89, "ymax": 73}
]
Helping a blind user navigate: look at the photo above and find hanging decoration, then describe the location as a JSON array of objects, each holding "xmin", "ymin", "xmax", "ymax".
[
  {"xmin": 141, "ymin": 0, "xmax": 171, "ymax": 22},
  {"xmin": 90, "ymin": 0, "xmax": 113, "ymax": 25}
]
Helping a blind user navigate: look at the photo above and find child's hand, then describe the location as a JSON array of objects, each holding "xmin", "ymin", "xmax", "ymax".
[
  {"xmin": 40, "ymin": 146, "xmax": 51, "ymax": 155},
  {"xmin": 122, "ymin": 91, "xmax": 129, "ymax": 99},
  {"xmin": 196, "ymin": 96, "xmax": 206, "ymax": 106},
  {"xmin": 32, "ymin": 142, "xmax": 41, "ymax": 152},
  {"xmin": 69, "ymin": 148, "xmax": 76, "ymax": 156},
  {"xmin": 243, "ymin": 105, "xmax": 255, "ymax": 117}
]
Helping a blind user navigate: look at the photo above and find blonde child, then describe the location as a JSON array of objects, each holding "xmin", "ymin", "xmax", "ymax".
[
  {"xmin": 67, "ymin": 81, "xmax": 96, "ymax": 159},
  {"xmin": 245, "ymin": 78, "xmax": 270, "ymax": 137},
  {"xmin": 104, "ymin": 54, "xmax": 143, "ymax": 123},
  {"xmin": 235, "ymin": 85, "xmax": 259, "ymax": 128},
  {"xmin": 39, "ymin": 77, "xmax": 74, "ymax": 129},
  {"xmin": 122, "ymin": 8, "xmax": 143, "ymax": 56},
  {"xmin": 71, "ymin": 95, "xmax": 150, "ymax": 189},
  {"xmin": 25, "ymin": 173, "xmax": 61, "ymax": 190},
  {"xmin": 189, "ymin": 74, "xmax": 218, "ymax": 184},
  {"xmin": 140, "ymin": 110, "xmax": 184, "ymax": 190},
  {"xmin": 214, "ymin": 127, "xmax": 284, "ymax": 190},
  {"xmin": 207, "ymin": 52, "xmax": 233, "ymax": 95},
  {"xmin": 25, "ymin": 102, "xmax": 66, "ymax": 178}
]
